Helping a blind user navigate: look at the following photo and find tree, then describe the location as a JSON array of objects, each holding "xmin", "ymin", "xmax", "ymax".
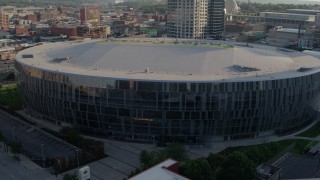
[
  {"xmin": 10, "ymin": 139, "xmax": 22, "ymax": 160},
  {"xmin": 207, "ymin": 153, "xmax": 226, "ymax": 172},
  {"xmin": 217, "ymin": 152, "xmax": 256, "ymax": 180},
  {"xmin": 243, "ymin": 147, "xmax": 263, "ymax": 165},
  {"xmin": 6, "ymin": 72, "xmax": 15, "ymax": 81},
  {"xmin": 139, "ymin": 150, "xmax": 155, "ymax": 169},
  {"xmin": 164, "ymin": 143, "xmax": 188, "ymax": 162},
  {"xmin": 63, "ymin": 173, "xmax": 78, "ymax": 180},
  {"xmin": 139, "ymin": 143, "xmax": 189, "ymax": 169},
  {"xmin": 184, "ymin": 158, "xmax": 214, "ymax": 180},
  {"xmin": 59, "ymin": 127, "xmax": 80, "ymax": 145}
]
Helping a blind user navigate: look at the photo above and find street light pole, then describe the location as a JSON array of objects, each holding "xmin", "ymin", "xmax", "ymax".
[
  {"xmin": 152, "ymin": 136, "xmax": 155, "ymax": 150},
  {"xmin": 41, "ymin": 144, "xmax": 45, "ymax": 168},
  {"xmin": 12, "ymin": 127, "xmax": 15, "ymax": 139}
]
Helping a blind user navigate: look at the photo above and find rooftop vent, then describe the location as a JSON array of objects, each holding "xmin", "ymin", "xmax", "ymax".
[
  {"xmin": 297, "ymin": 67, "xmax": 312, "ymax": 72},
  {"xmin": 22, "ymin": 54, "xmax": 33, "ymax": 58},
  {"xmin": 233, "ymin": 65, "xmax": 260, "ymax": 72},
  {"xmin": 52, "ymin": 57, "xmax": 71, "ymax": 63}
]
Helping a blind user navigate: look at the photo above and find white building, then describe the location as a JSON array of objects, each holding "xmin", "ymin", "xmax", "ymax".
[
  {"xmin": 167, "ymin": 0, "xmax": 225, "ymax": 39},
  {"xmin": 130, "ymin": 159, "xmax": 189, "ymax": 180}
]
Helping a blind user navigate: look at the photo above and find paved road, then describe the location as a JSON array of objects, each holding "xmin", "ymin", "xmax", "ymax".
[
  {"xmin": 0, "ymin": 110, "xmax": 80, "ymax": 161},
  {"xmin": 0, "ymin": 152, "xmax": 50, "ymax": 180}
]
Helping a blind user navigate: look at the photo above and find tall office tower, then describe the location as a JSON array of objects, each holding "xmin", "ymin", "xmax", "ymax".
[
  {"xmin": 0, "ymin": 12, "xmax": 9, "ymax": 30},
  {"xmin": 167, "ymin": 0, "xmax": 225, "ymax": 39},
  {"xmin": 80, "ymin": 6, "xmax": 101, "ymax": 25}
]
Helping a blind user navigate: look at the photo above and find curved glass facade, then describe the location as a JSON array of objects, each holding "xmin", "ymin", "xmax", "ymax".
[{"xmin": 15, "ymin": 62, "xmax": 320, "ymax": 142}]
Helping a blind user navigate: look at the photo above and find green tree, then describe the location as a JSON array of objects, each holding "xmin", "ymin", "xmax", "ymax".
[
  {"xmin": 139, "ymin": 150, "xmax": 155, "ymax": 169},
  {"xmin": 217, "ymin": 152, "xmax": 256, "ymax": 180},
  {"xmin": 6, "ymin": 72, "xmax": 15, "ymax": 81},
  {"xmin": 10, "ymin": 139, "xmax": 22, "ymax": 160},
  {"xmin": 60, "ymin": 127, "xmax": 80, "ymax": 145},
  {"xmin": 259, "ymin": 145, "xmax": 272, "ymax": 160},
  {"xmin": 184, "ymin": 158, "xmax": 214, "ymax": 180},
  {"xmin": 164, "ymin": 143, "xmax": 188, "ymax": 161},
  {"xmin": 139, "ymin": 143, "xmax": 189, "ymax": 169},
  {"xmin": 243, "ymin": 147, "xmax": 263, "ymax": 165},
  {"xmin": 207, "ymin": 153, "xmax": 226, "ymax": 172},
  {"xmin": 63, "ymin": 173, "xmax": 78, "ymax": 180}
]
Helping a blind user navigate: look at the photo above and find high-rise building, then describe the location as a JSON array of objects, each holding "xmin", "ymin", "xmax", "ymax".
[
  {"xmin": 0, "ymin": 13, "xmax": 9, "ymax": 30},
  {"xmin": 167, "ymin": 0, "xmax": 224, "ymax": 39},
  {"xmin": 80, "ymin": 6, "xmax": 101, "ymax": 25}
]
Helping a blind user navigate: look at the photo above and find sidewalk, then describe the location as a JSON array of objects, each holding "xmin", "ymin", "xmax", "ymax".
[
  {"xmin": 0, "ymin": 142, "xmax": 57, "ymax": 180},
  {"xmin": 0, "ymin": 142, "xmax": 42, "ymax": 171}
]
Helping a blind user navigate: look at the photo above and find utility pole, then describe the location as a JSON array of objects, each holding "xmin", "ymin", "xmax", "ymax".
[{"xmin": 247, "ymin": 0, "xmax": 250, "ymax": 16}]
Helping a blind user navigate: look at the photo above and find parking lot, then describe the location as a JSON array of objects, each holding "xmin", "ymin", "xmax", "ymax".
[{"xmin": 0, "ymin": 110, "xmax": 81, "ymax": 162}]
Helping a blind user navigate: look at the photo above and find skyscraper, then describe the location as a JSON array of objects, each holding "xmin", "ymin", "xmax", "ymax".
[
  {"xmin": 0, "ymin": 12, "xmax": 9, "ymax": 30},
  {"xmin": 167, "ymin": 0, "xmax": 225, "ymax": 39},
  {"xmin": 80, "ymin": 6, "xmax": 101, "ymax": 25}
]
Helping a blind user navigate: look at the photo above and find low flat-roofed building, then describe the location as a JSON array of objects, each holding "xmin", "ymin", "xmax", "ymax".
[
  {"xmin": 260, "ymin": 12, "xmax": 316, "ymax": 22},
  {"xmin": 286, "ymin": 9, "xmax": 320, "ymax": 16},
  {"xmin": 228, "ymin": 11, "xmax": 316, "ymax": 29},
  {"xmin": 130, "ymin": 159, "xmax": 189, "ymax": 180},
  {"xmin": 266, "ymin": 28, "xmax": 310, "ymax": 47},
  {"xmin": 51, "ymin": 26, "xmax": 77, "ymax": 37}
]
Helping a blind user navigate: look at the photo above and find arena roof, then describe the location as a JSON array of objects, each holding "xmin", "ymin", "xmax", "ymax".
[{"xmin": 15, "ymin": 38, "xmax": 320, "ymax": 82}]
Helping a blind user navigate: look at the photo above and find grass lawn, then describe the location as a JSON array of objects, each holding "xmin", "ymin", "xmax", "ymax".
[
  {"xmin": 0, "ymin": 84, "xmax": 17, "ymax": 92},
  {"xmin": 295, "ymin": 122, "xmax": 320, "ymax": 138},
  {"xmin": 0, "ymin": 84, "xmax": 23, "ymax": 110},
  {"xmin": 220, "ymin": 139, "xmax": 316, "ymax": 165}
]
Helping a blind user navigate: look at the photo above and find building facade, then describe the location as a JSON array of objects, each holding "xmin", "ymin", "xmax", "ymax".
[
  {"xmin": 80, "ymin": 6, "xmax": 101, "ymax": 25},
  {"xmin": 15, "ymin": 40, "xmax": 320, "ymax": 143},
  {"xmin": 0, "ymin": 13, "xmax": 9, "ymax": 30},
  {"xmin": 51, "ymin": 26, "xmax": 77, "ymax": 37},
  {"xmin": 167, "ymin": 0, "xmax": 224, "ymax": 39},
  {"xmin": 228, "ymin": 12, "xmax": 316, "ymax": 29}
]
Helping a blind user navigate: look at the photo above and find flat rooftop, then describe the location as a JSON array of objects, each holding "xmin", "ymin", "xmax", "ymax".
[
  {"xmin": 130, "ymin": 159, "xmax": 189, "ymax": 180},
  {"xmin": 15, "ymin": 38, "xmax": 320, "ymax": 82}
]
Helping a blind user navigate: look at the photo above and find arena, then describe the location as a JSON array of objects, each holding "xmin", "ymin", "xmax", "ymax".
[{"xmin": 15, "ymin": 39, "xmax": 320, "ymax": 143}]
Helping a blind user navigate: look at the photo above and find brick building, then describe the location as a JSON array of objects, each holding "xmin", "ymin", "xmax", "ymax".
[
  {"xmin": 26, "ymin": 14, "xmax": 38, "ymax": 22},
  {"xmin": 80, "ymin": 6, "xmax": 101, "ymax": 24},
  {"xmin": 51, "ymin": 26, "xmax": 77, "ymax": 37},
  {"xmin": 15, "ymin": 26, "xmax": 29, "ymax": 35},
  {"xmin": 0, "ymin": 13, "xmax": 9, "ymax": 30}
]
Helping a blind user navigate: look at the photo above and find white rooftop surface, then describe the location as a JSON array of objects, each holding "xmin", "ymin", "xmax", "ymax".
[
  {"xmin": 129, "ymin": 159, "xmax": 189, "ymax": 180},
  {"xmin": 276, "ymin": 28, "xmax": 306, "ymax": 34},
  {"xmin": 15, "ymin": 39, "xmax": 320, "ymax": 82}
]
